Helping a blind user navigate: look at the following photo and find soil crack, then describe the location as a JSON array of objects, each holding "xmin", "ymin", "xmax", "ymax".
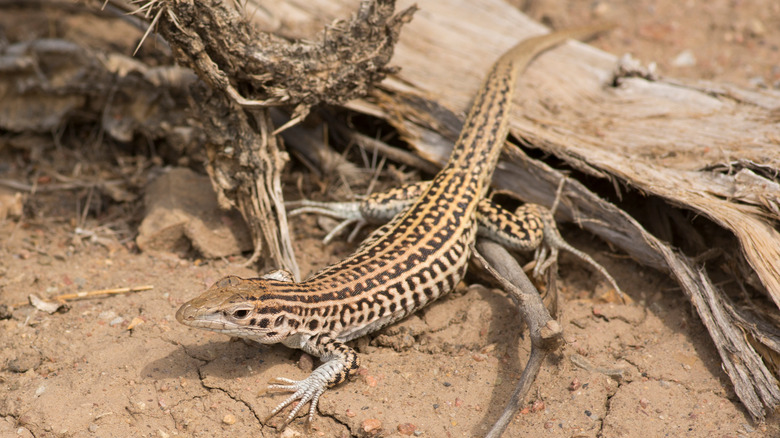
[{"xmin": 194, "ymin": 365, "xmax": 264, "ymax": 426}]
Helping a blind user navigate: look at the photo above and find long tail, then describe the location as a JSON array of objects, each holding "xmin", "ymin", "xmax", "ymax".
[{"xmin": 446, "ymin": 22, "xmax": 615, "ymax": 187}]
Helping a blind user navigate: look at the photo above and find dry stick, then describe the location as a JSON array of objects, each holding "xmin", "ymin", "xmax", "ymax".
[
  {"xmin": 0, "ymin": 178, "xmax": 126, "ymax": 193},
  {"xmin": 472, "ymin": 239, "xmax": 563, "ymax": 438},
  {"xmin": 13, "ymin": 285, "xmax": 154, "ymax": 307},
  {"xmin": 345, "ymin": 129, "xmax": 440, "ymax": 175}
]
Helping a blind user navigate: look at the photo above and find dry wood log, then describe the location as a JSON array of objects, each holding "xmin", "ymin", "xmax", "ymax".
[{"xmin": 245, "ymin": 0, "xmax": 780, "ymax": 420}]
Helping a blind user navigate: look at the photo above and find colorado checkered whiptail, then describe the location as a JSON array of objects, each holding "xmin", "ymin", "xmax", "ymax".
[{"xmin": 176, "ymin": 23, "xmax": 618, "ymax": 429}]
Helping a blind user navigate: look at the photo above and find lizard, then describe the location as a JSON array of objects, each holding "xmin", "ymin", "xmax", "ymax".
[{"xmin": 176, "ymin": 23, "xmax": 616, "ymax": 428}]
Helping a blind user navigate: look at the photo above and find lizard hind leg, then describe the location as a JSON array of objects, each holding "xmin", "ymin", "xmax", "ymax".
[
  {"xmin": 527, "ymin": 204, "xmax": 625, "ymax": 300},
  {"xmin": 476, "ymin": 200, "xmax": 624, "ymax": 300}
]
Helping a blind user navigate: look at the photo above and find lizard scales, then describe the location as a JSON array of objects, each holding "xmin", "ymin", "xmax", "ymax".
[{"xmin": 177, "ymin": 23, "xmax": 613, "ymax": 426}]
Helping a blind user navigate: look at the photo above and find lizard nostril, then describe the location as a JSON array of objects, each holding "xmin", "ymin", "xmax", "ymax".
[{"xmin": 175, "ymin": 304, "xmax": 192, "ymax": 323}]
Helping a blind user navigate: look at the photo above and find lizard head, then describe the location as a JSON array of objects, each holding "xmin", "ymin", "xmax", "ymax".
[{"xmin": 176, "ymin": 273, "xmax": 297, "ymax": 344}]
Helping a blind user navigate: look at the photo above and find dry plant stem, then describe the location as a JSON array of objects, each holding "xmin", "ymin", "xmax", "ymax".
[
  {"xmin": 472, "ymin": 239, "xmax": 563, "ymax": 438},
  {"xmin": 148, "ymin": 0, "xmax": 295, "ymax": 276},
  {"xmin": 144, "ymin": 0, "xmax": 413, "ymax": 277},
  {"xmin": 0, "ymin": 178, "xmax": 125, "ymax": 193},
  {"xmin": 343, "ymin": 129, "xmax": 440, "ymax": 175},
  {"xmin": 13, "ymin": 285, "xmax": 154, "ymax": 307}
]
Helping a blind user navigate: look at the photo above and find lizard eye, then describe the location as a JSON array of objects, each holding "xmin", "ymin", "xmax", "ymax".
[{"xmin": 232, "ymin": 309, "xmax": 250, "ymax": 319}]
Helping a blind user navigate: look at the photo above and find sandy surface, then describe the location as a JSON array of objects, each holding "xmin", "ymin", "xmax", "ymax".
[{"xmin": 1, "ymin": 1, "xmax": 779, "ymax": 437}]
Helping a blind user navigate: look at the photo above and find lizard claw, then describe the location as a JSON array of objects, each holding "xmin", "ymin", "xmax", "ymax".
[
  {"xmin": 535, "ymin": 210, "xmax": 625, "ymax": 300},
  {"xmin": 263, "ymin": 375, "xmax": 327, "ymax": 426},
  {"xmin": 287, "ymin": 200, "xmax": 366, "ymax": 244}
]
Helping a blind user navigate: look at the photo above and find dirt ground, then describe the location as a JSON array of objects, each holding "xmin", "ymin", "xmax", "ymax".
[{"xmin": 1, "ymin": 1, "xmax": 779, "ymax": 437}]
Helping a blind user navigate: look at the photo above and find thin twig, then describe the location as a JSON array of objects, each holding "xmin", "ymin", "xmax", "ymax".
[
  {"xmin": 0, "ymin": 178, "xmax": 125, "ymax": 193},
  {"xmin": 347, "ymin": 129, "xmax": 440, "ymax": 174},
  {"xmin": 549, "ymin": 176, "xmax": 567, "ymax": 215},
  {"xmin": 13, "ymin": 285, "xmax": 154, "ymax": 307}
]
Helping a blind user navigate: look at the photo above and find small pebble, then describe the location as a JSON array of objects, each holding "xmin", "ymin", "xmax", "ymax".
[
  {"xmin": 280, "ymin": 429, "xmax": 301, "ymax": 438},
  {"xmin": 7, "ymin": 351, "xmax": 42, "ymax": 373},
  {"xmin": 746, "ymin": 19, "xmax": 765, "ymax": 37},
  {"xmin": 222, "ymin": 413, "xmax": 236, "ymax": 425},
  {"xmin": 531, "ymin": 400, "xmax": 545, "ymax": 413},
  {"xmin": 748, "ymin": 76, "xmax": 766, "ymax": 88},
  {"xmin": 34, "ymin": 385, "xmax": 46, "ymax": 397},
  {"xmin": 639, "ymin": 398, "xmax": 649, "ymax": 409},
  {"xmin": 362, "ymin": 418, "xmax": 382, "ymax": 433},
  {"xmin": 298, "ymin": 353, "xmax": 314, "ymax": 372},
  {"xmin": 568, "ymin": 378, "xmax": 582, "ymax": 391},
  {"xmin": 98, "ymin": 311, "xmax": 117, "ymax": 320},
  {"xmin": 126, "ymin": 317, "xmax": 144, "ymax": 330},
  {"xmin": 397, "ymin": 423, "xmax": 416, "ymax": 435},
  {"xmin": 671, "ymin": 50, "xmax": 697, "ymax": 68},
  {"xmin": 346, "ymin": 409, "xmax": 356, "ymax": 418}
]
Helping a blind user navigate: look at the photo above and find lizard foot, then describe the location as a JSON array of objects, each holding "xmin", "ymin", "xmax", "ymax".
[
  {"xmin": 263, "ymin": 375, "xmax": 328, "ymax": 426},
  {"xmin": 535, "ymin": 208, "xmax": 625, "ymax": 301},
  {"xmin": 287, "ymin": 200, "xmax": 367, "ymax": 244}
]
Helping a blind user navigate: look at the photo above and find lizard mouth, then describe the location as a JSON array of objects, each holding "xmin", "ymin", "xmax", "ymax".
[{"xmin": 175, "ymin": 302, "xmax": 224, "ymax": 328}]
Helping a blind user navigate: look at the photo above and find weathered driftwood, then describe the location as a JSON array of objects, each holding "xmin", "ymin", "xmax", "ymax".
[{"xmin": 246, "ymin": 0, "xmax": 780, "ymax": 420}]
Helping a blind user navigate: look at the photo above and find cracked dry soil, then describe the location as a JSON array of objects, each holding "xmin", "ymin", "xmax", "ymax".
[
  {"xmin": 0, "ymin": 217, "xmax": 770, "ymax": 437},
  {"xmin": 3, "ymin": 0, "xmax": 780, "ymax": 437}
]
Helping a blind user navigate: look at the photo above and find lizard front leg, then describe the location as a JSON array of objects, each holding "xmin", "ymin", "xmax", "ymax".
[
  {"xmin": 286, "ymin": 181, "xmax": 430, "ymax": 243},
  {"xmin": 266, "ymin": 335, "xmax": 360, "ymax": 425}
]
